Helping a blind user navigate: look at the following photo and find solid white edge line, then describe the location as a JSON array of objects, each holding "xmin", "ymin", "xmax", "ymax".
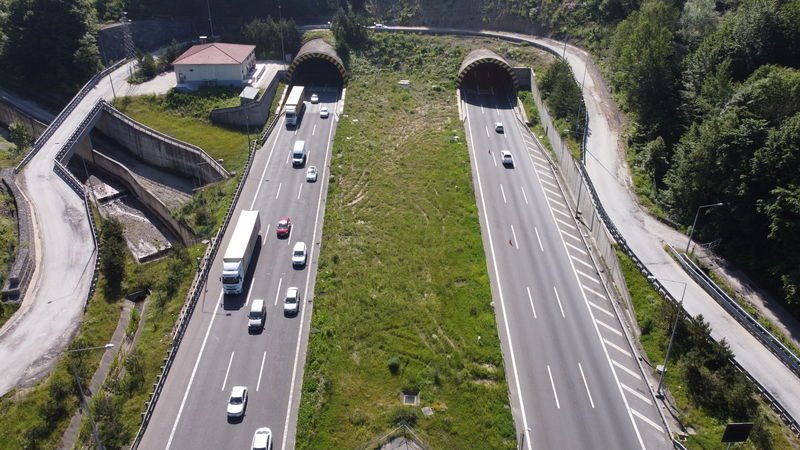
[
  {"xmin": 256, "ymin": 351, "xmax": 267, "ymax": 391},
  {"xmin": 547, "ymin": 365, "xmax": 560, "ymax": 409},
  {"xmin": 578, "ymin": 363, "xmax": 595, "ymax": 408},
  {"xmin": 281, "ymin": 90, "xmax": 339, "ymax": 450},
  {"xmin": 526, "ymin": 286, "xmax": 537, "ymax": 319},
  {"xmin": 221, "ymin": 351, "xmax": 234, "ymax": 391},
  {"xmin": 465, "ymin": 92, "xmax": 532, "ymax": 449},
  {"xmin": 552, "ymin": 285, "xmax": 566, "ymax": 318},
  {"xmin": 165, "ymin": 291, "xmax": 223, "ymax": 450},
  {"xmin": 534, "ymin": 227, "xmax": 544, "ymax": 252}
]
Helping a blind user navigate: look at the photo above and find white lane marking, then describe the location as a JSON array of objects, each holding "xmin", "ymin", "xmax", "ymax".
[
  {"xmin": 275, "ymin": 182, "xmax": 282, "ymax": 199},
  {"xmin": 534, "ymin": 227, "xmax": 544, "ymax": 252},
  {"xmin": 492, "ymin": 152, "xmax": 497, "ymax": 167},
  {"xmin": 555, "ymin": 218, "xmax": 577, "ymax": 230},
  {"xmin": 547, "ymin": 365, "xmax": 560, "ymax": 409},
  {"xmin": 622, "ymin": 383, "xmax": 653, "ymax": 405},
  {"xmin": 631, "ymin": 408, "xmax": 664, "ymax": 432},
  {"xmin": 263, "ymin": 224, "xmax": 271, "ymax": 247},
  {"xmin": 578, "ymin": 363, "xmax": 595, "ymax": 408},
  {"xmin": 274, "ymin": 277, "xmax": 283, "ymax": 306},
  {"xmin": 244, "ymin": 273, "xmax": 256, "ymax": 307},
  {"xmin": 565, "ymin": 241, "xmax": 588, "ymax": 255},
  {"xmin": 282, "ymin": 98, "xmax": 339, "ymax": 450},
  {"xmin": 285, "ymin": 150, "xmax": 291, "ymax": 164},
  {"xmin": 531, "ymin": 153, "xmax": 548, "ymax": 163},
  {"xmin": 542, "ymin": 186, "xmax": 562, "ymax": 197},
  {"xmin": 537, "ymin": 169, "xmax": 555, "ymax": 179},
  {"xmin": 250, "ymin": 120, "xmax": 283, "ymax": 209},
  {"xmin": 297, "ymin": 183, "xmax": 303, "ymax": 200},
  {"xmin": 312, "ymin": 124, "xmax": 316, "ymax": 136},
  {"xmin": 604, "ymin": 338, "xmax": 632, "ymax": 358},
  {"xmin": 560, "ymin": 229, "xmax": 581, "ymax": 241},
  {"xmin": 551, "ymin": 207, "xmax": 572, "ymax": 219},
  {"xmin": 510, "ymin": 225, "xmax": 519, "ymax": 249},
  {"xmin": 503, "ymin": 130, "xmax": 507, "ymax": 139},
  {"xmin": 256, "ymin": 351, "xmax": 267, "ymax": 391},
  {"xmin": 520, "ymin": 186, "xmax": 529, "ymax": 205},
  {"xmin": 166, "ymin": 291, "xmax": 223, "ymax": 450},
  {"xmin": 613, "ymin": 360, "xmax": 643, "ymax": 381},
  {"xmin": 539, "ymin": 177, "xmax": 558, "ymax": 188},
  {"xmin": 589, "ymin": 300, "xmax": 614, "ymax": 318},
  {"xmin": 500, "ymin": 184, "xmax": 507, "ymax": 204},
  {"xmin": 463, "ymin": 95, "xmax": 532, "ymax": 450},
  {"xmin": 583, "ymin": 285, "xmax": 608, "ymax": 300},
  {"xmin": 546, "ymin": 196, "xmax": 567, "ymax": 209},
  {"xmin": 480, "ymin": 103, "xmax": 484, "ymax": 114},
  {"xmin": 576, "ymin": 269, "xmax": 600, "ymax": 283},
  {"xmin": 571, "ymin": 255, "xmax": 593, "ymax": 269},
  {"xmin": 533, "ymin": 161, "xmax": 550, "ymax": 170},
  {"xmin": 485, "ymin": 126, "xmax": 490, "ymax": 137},
  {"xmin": 553, "ymin": 285, "xmax": 565, "ymax": 318},
  {"xmin": 221, "ymin": 352, "xmax": 235, "ymax": 391},
  {"xmin": 596, "ymin": 318, "xmax": 623, "ymax": 337},
  {"xmin": 526, "ymin": 287, "xmax": 537, "ymax": 319}
]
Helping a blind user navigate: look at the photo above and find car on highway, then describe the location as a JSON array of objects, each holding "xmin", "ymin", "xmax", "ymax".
[
  {"xmin": 284, "ymin": 286, "xmax": 300, "ymax": 316},
  {"xmin": 248, "ymin": 299, "xmax": 266, "ymax": 332},
  {"xmin": 227, "ymin": 386, "xmax": 248, "ymax": 418},
  {"xmin": 292, "ymin": 241, "xmax": 307, "ymax": 267},
  {"xmin": 495, "ymin": 122, "xmax": 504, "ymax": 133},
  {"xmin": 306, "ymin": 166, "xmax": 318, "ymax": 182},
  {"xmin": 501, "ymin": 150, "xmax": 514, "ymax": 167},
  {"xmin": 276, "ymin": 217, "xmax": 291, "ymax": 238},
  {"xmin": 319, "ymin": 106, "xmax": 329, "ymax": 118},
  {"xmin": 251, "ymin": 427, "xmax": 272, "ymax": 450},
  {"xmin": 310, "ymin": 93, "xmax": 319, "ymax": 104}
]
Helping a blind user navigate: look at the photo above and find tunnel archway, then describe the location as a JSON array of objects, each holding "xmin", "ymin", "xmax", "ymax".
[
  {"xmin": 287, "ymin": 38, "xmax": 347, "ymax": 86},
  {"xmin": 458, "ymin": 49, "xmax": 518, "ymax": 95}
]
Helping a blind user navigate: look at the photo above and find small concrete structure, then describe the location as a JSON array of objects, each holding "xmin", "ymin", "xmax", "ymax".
[
  {"xmin": 239, "ymin": 86, "xmax": 259, "ymax": 105},
  {"xmin": 173, "ymin": 43, "xmax": 256, "ymax": 86}
]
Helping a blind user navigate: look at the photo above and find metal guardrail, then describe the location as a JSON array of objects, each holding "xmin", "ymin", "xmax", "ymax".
[
  {"xmin": 130, "ymin": 112, "xmax": 282, "ymax": 449},
  {"xmin": 14, "ymin": 59, "xmax": 128, "ymax": 173},
  {"xmin": 672, "ymin": 247, "xmax": 800, "ymax": 377}
]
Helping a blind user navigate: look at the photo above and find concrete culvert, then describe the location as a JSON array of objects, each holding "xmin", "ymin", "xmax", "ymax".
[
  {"xmin": 287, "ymin": 38, "xmax": 346, "ymax": 86},
  {"xmin": 458, "ymin": 49, "xmax": 518, "ymax": 95}
]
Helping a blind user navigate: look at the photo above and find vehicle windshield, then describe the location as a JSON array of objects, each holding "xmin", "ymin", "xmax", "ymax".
[
  {"xmin": 230, "ymin": 395, "xmax": 243, "ymax": 405},
  {"xmin": 294, "ymin": 250, "xmax": 303, "ymax": 257},
  {"xmin": 249, "ymin": 310, "xmax": 262, "ymax": 319},
  {"xmin": 222, "ymin": 275, "xmax": 240, "ymax": 284},
  {"xmin": 286, "ymin": 296, "xmax": 297, "ymax": 304},
  {"xmin": 278, "ymin": 221, "xmax": 287, "ymax": 228},
  {"xmin": 286, "ymin": 111, "xmax": 296, "ymax": 117}
]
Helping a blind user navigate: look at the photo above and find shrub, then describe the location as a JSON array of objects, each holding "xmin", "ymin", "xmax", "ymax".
[{"xmin": 387, "ymin": 356, "xmax": 401, "ymax": 375}]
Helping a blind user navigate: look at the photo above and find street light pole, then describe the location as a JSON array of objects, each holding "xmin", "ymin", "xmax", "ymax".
[
  {"xmin": 647, "ymin": 277, "xmax": 686, "ymax": 397},
  {"xmin": 67, "ymin": 344, "xmax": 114, "ymax": 450},
  {"xmin": 685, "ymin": 202, "xmax": 725, "ymax": 253}
]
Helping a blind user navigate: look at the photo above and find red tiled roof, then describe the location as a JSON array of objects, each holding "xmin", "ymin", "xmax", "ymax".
[{"xmin": 173, "ymin": 43, "xmax": 256, "ymax": 65}]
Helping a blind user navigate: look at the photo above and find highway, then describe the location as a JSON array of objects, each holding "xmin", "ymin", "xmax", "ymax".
[
  {"xmin": 139, "ymin": 85, "xmax": 340, "ymax": 450},
  {"xmin": 461, "ymin": 87, "xmax": 669, "ymax": 449}
]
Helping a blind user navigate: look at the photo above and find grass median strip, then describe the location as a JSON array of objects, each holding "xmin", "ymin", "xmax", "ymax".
[{"xmin": 296, "ymin": 33, "xmax": 521, "ymax": 449}]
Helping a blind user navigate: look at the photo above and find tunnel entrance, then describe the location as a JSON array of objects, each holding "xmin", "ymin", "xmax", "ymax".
[
  {"xmin": 287, "ymin": 38, "xmax": 347, "ymax": 86},
  {"xmin": 458, "ymin": 49, "xmax": 518, "ymax": 97}
]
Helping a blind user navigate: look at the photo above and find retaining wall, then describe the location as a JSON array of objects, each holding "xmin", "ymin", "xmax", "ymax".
[
  {"xmin": 0, "ymin": 169, "xmax": 34, "ymax": 301},
  {"xmin": 210, "ymin": 73, "xmax": 282, "ymax": 128},
  {"xmin": 93, "ymin": 103, "xmax": 230, "ymax": 186},
  {"xmin": 0, "ymin": 98, "xmax": 48, "ymax": 138}
]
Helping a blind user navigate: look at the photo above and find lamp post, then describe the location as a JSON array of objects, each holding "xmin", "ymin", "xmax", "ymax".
[
  {"xmin": 685, "ymin": 202, "xmax": 725, "ymax": 253},
  {"xmin": 647, "ymin": 276, "xmax": 686, "ymax": 397},
  {"xmin": 68, "ymin": 343, "xmax": 114, "ymax": 450}
]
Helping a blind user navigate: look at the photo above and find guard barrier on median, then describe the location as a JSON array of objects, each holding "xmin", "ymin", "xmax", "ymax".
[{"xmin": 130, "ymin": 111, "xmax": 282, "ymax": 449}]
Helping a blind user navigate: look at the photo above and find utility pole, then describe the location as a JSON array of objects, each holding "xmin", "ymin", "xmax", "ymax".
[{"xmin": 207, "ymin": 0, "xmax": 215, "ymax": 37}]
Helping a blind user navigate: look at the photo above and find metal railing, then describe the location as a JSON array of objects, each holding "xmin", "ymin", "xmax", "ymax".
[{"xmin": 130, "ymin": 112, "xmax": 282, "ymax": 449}]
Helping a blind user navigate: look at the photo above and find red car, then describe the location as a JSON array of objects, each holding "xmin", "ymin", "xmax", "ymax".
[{"xmin": 276, "ymin": 217, "xmax": 292, "ymax": 238}]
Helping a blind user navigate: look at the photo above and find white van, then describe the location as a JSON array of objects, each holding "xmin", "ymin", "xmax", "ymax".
[
  {"xmin": 292, "ymin": 140, "xmax": 306, "ymax": 166},
  {"xmin": 248, "ymin": 299, "xmax": 266, "ymax": 332}
]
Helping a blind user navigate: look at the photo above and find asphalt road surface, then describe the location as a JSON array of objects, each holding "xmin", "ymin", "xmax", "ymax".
[
  {"xmin": 462, "ymin": 87, "xmax": 669, "ymax": 449},
  {"xmin": 139, "ymin": 86, "xmax": 340, "ymax": 450}
]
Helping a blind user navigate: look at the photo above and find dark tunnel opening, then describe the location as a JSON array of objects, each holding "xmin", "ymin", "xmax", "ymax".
[
  {"xmin": 460, "ymin": 62, "xmax": 515, "ymax": 96},
  {"xmin": 290, "ymin": 58, "xmax": 344, "ymax": 86}
]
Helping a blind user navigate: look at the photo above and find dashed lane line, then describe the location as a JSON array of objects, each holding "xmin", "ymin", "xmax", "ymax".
[
  {"xmin": 547, "ymin": 365, "xmax": 561, "ymax": 409},
  {"xmin": 527, "ymin": 287, "xmax": 537, "ymax": 319},
  {"xmin": 553, "ymin": 285, "xmax": 566, "ymax": 318},
  {"xmin": 578, "ymin": 363, "xmax": 595, "ymax": 409}
]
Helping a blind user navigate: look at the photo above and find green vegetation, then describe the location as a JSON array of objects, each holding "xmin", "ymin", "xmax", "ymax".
[
  {"xmin": 129, "ymin": 40, "xmax": 191, "ymax": 84},
  {"xmin": 619, "ymin": 249, "xmax": 800, "ymax": 449},
  {"xmin": 100, "ymin": 217, "xmax": 127, "ymax": 296},
  {"xmin": 297, "ymin": 33, "xmax": 515, "ymax": 448},
  {"xmin": 237, "ymin": 17, "xmax": 301, "ymax": 59},
  {"xmin": 538, "ymin": 59, "xmax": 585, "ymax": 159}
]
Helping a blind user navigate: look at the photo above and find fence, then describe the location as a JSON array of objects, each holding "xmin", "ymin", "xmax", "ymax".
[{"xmin": 130, "ymin": 111, "xmax": 283, "ymax": 449}]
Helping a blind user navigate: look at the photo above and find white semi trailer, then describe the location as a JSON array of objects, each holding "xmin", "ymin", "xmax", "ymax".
[
  {"xmin": 222, "ymin": 210, "xmax": 261, "ymax": 295},
  {"xmin": 284, "ymin": 85, "xmax": 306, "ymax": 127}
]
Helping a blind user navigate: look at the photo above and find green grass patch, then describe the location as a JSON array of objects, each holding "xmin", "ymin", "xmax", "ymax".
[
  {"xmin": 296, "ymin": 33, "xmax": 518, "ymax": 449},
  {"xmin": 618, "ymin": 248, "xmax": 800, "ymax": 449},
  {"xmin": 303, "ymin": 30, "xmax": 335, "ymax": 46}
]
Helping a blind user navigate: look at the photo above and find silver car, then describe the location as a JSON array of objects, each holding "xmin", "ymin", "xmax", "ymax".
[
  {"xmin": 284, "ymin": 287, "xmax": 300, "ymax": 316},
  {"xmin": 227, "ymin": 386, "xmax": 247, "ymax": 418},
  {"xmin": 306, "ymin": 166, "xmax": 318, "ymax": 182},
  {"xmin": 251, "ymin": 427, "xmax": 272, "ymax": 450}
]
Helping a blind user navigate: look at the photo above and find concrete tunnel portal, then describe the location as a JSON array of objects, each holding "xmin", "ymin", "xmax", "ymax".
[
  {"xmin": 458, "ymin": 49, "xmax": 518, "ymax": 95},
  {"xmin": 287, "ymin": 38, "xmax": 347, "ymax": 85}
]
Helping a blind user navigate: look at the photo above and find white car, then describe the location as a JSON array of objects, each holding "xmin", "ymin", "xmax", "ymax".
[
  {"xmin": 251, "ymin": 427, "xmax": 273, "ymax": 450},
  {"xmin": 310, "ymin": 93, "xmax": 319, "ymax": 104},
  {"xmin": 292, "ymin": 241, "xmax": 307, "ymax": 267},
  {"xmin": 319, "ymin": 106, "xmax": 329, "ymax": 118},
  {"xmin": 495, "ymin": 122, "xmax": 504, "ymax": 133},
  {"xmin": 284, "ymin": 287, "xmax": 300, "ymax": 316},
  {"xmin": 306, "ymin": 165, "xmax": 318, "ymax": 182},
  {"xmin": 227, "ymin": 386, "xmax": 247, "ymax": 418},
  {"xmin": 501, "ymin": 150, "xmax": 514, "ymax": 167}
]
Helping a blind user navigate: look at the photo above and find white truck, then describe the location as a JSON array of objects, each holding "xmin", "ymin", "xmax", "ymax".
[
  {"xmin": 284, "ymin": 85, "xmax": 306, "ymax": 127},
  {"xmin": 222, "ymin": 210, "xmax": 261, "ymax": 295}
]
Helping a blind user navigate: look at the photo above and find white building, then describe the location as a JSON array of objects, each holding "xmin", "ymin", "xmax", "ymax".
[{"xmin": 173, "ymin": 43, "xmax": 257, "ymax": 85}]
